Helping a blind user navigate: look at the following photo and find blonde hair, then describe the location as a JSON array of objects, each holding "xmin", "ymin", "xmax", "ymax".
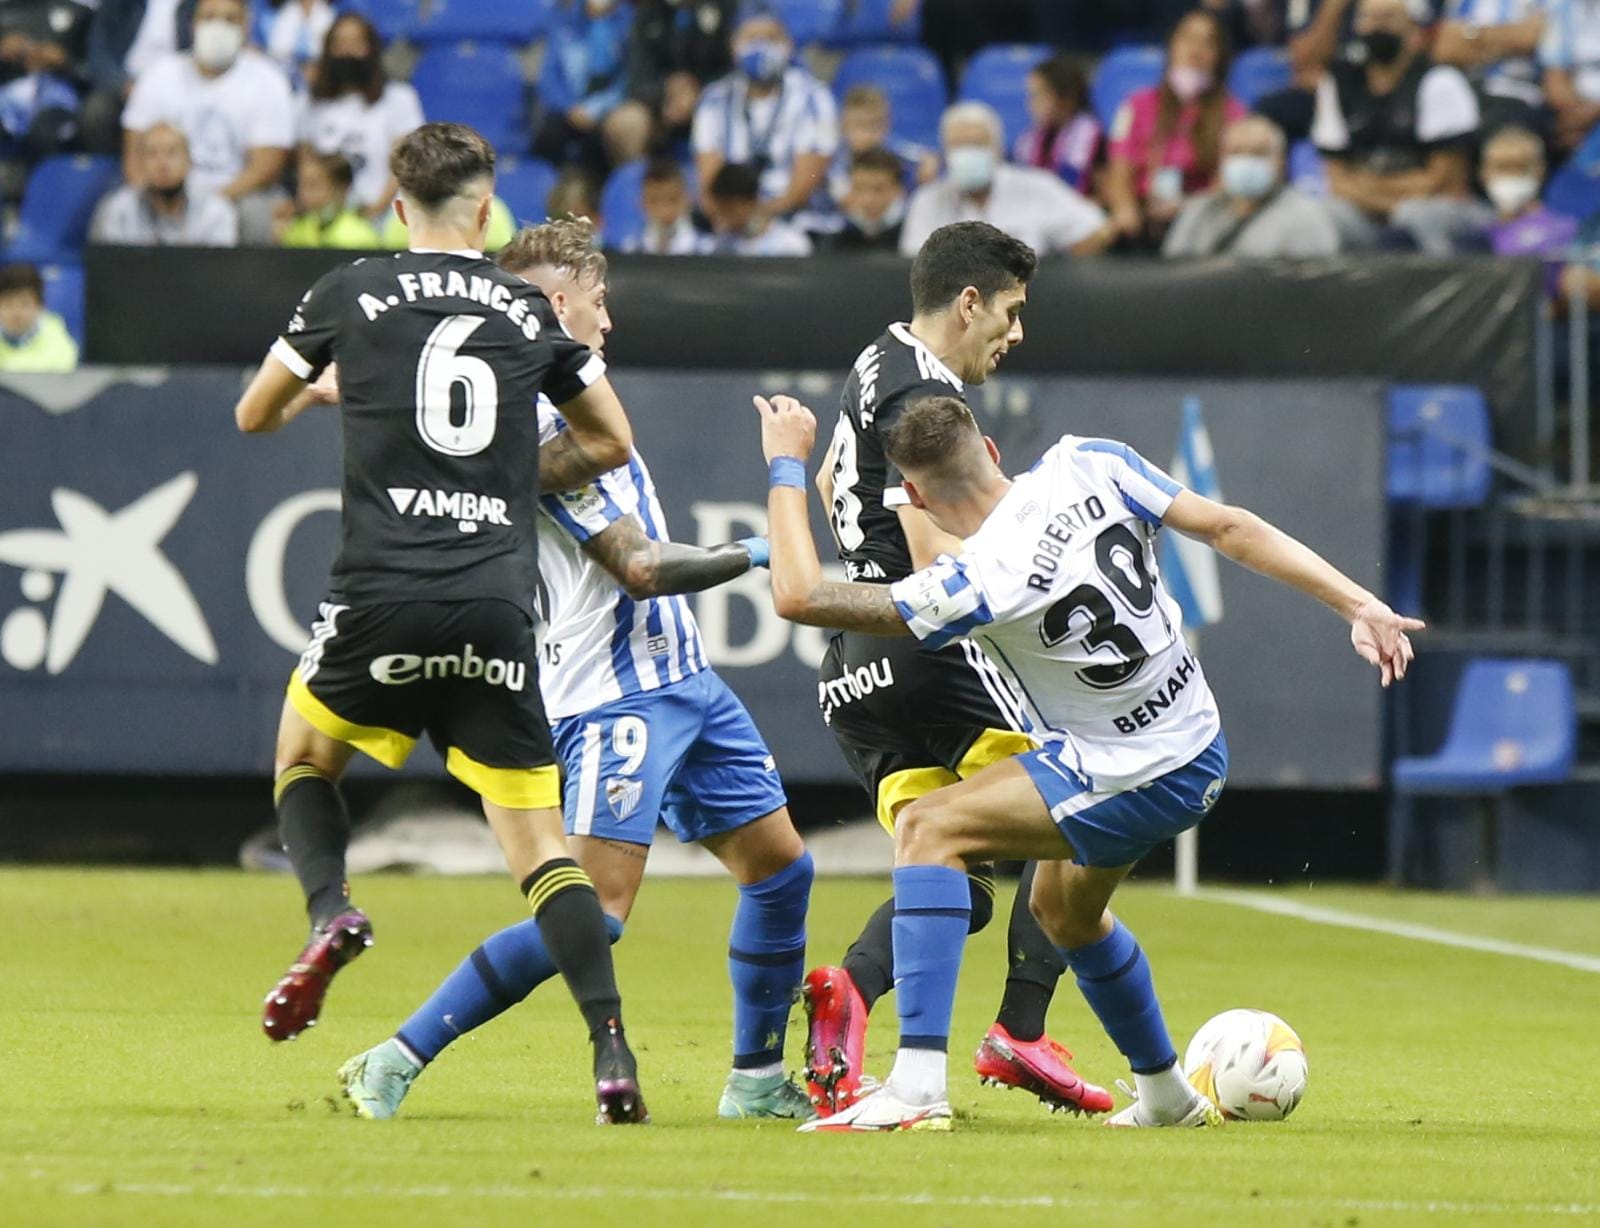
[{"xmin": 496, "ymin": 216, "xmax": 608, "ymax": 286}]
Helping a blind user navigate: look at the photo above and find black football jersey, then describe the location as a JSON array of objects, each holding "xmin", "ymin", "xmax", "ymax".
[
  {"xmin": 272, "ymin": 251, "xmax": 604, "ymax": 615},
  {"xmin": 826, "ymin": 322, "xmax": 966, "ymax": 583}
]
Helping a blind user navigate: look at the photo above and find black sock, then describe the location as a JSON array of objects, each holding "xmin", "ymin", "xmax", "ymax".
[
  {"xmin": 995, "ymin": 861, "xmax": 1067, "ymax": 1043},
  {"xmin": 842, "ymin": 895, "xmax": 896, "ymax": 1010},
  {"xmin": 275, "ymin": 766, "xmax": 352, "ymax": 929},
  {"xmin": 521, "ymin": 858, "xmax": 623, "ymax": 1038}
]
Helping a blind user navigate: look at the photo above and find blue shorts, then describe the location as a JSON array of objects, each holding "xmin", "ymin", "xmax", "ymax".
[
  {"xmin": 1018, "ymin": 732, "xmax": 1229, "ymax": 868},
  {"xmin": 552, "ymin": 669, "xmax": 787, "ymax": 846}
]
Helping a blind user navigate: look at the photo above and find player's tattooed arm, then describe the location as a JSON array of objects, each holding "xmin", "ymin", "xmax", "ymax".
[
  {"xmin": 539, "ymin": 430, "xmax": 613, "ymax": 493},
  {"xmin": 582, "ymin": 514, "xmax": 756, "ymax": 599},
  {"xmin": 774, "ymin": 576, "xmax": 909, "ymax": 635},
  {"xmin": 545, "ymin": 378, "xmax": 634, "ymax": 492}
]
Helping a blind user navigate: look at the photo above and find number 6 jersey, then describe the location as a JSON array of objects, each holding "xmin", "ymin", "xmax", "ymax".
[
  {"xmin": 271, "ymin": 250, "xmax": 605, "ymax": 616},
  {"xmin": 889, "ymin": 435, "xmax": 1221, "ymax": 792}
]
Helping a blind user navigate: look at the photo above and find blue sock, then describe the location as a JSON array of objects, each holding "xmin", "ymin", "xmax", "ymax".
[
  {"xmin": 1060, "ymin": 919, "xmax": 1177, "ymax": 1074},
  {"xmin": 396, "ymin": 913, "xmax": 624, "ymax": 1064},
  {"xmin": 892, "ymin": 865, "xmax": 972, "ymax": 1051},
  {"xmin": 728, "ymin": 851, "xmax": 813, "ymax": 1069}
]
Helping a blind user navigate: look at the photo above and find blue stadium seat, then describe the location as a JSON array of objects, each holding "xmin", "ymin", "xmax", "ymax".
[
  {"xmin": 1287, "ymin": 140, "xmax": 1325, "ymax": 195},
  {"xmin": 343, "ymin": 0, "xmax": 421, "ymax": 44},
  {"xmin": 411, "ymin": 42, "xmax": 528, "ymax": 154},
  {"xmin": 1090, "ymin": 45, "xmax": 1163, "ymax": 127},
  {"xmin": 768, "ymin": 0, "xmax": 844, "ymax": 46},
  {"xmin": 412, "ymin": 0, "xmax": 554, "ymax": 46},
  {"xmin": 959, "ymin": 44, "xmax": 1052, "ymax": 151},
  {"xmin": 1543, "ymin": 124, "xmax": 1600, "ymax": 218},
  {"xmin": 599, "ymin": 159, "xmax": 647, "ymax": 249},
  {"xmin": 1386, "ymin": 385, "xmax": 1493, "ymax": 509},
  {"xmin": 7, "ymin": 155, "xmax": 121, "ymax": 264},
  {"xmin": 496, "ymin": 156, "xmax": 560, "ymax": 225},
  {"xmin": 833, "ymin": 46, "xmax": 947, "ymax": 149},
  {"xmin": 1227, "ymin": 47, "xmax": 1293, "ymax": 106},
  {"xmin": 826, "ymin": 0, "xmax": 919, "ymax": 46},
  {"xmin": 41, "ymin": 263, "xmax": 84, "ymax": 349},
  {"xmin": 1392, "ymin": 659, "xmax": 1576, "ymax": 793}
]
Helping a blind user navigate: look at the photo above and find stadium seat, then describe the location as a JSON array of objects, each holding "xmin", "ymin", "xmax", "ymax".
[
  {"xmin": 826, "ymin": 0, "xmax": 919, "ymax": 46},
  {"xmin": 411, "ymin": 42, "xmax": 528, "ymax": 154},
  {"xmin": 959, "ymin": 44, "xmax": 1052, "ymax": 151},
  {"xmin": 1543, "ymin": 123, "xmax": 1600, "ymax": 218},
  {"xmin": 1386, "ymin": 385, "xmax": 1493, "ymax": 509},
  {"xmin": 41, "ymin": 263, "xmax": 84, "ymax": 349},
  {"xmin": 1227, "ymin": 47, "xmax": 1293, "ymax": 106},
  {"xmin": 343, "ymin": 0, "xmax": 421, "ymax": 44},
  {"xmin": 768, "ymin": 0, "xmax": 844, "ymax": 46},
  {"xmin": 1090, "ymin": 45, "xmax": 1163, "ymax": 127},
  {"xmin": 496, "ymin": 157, "xmax": 560, "ymax": 225},
  {"xmin": 1392, "ymin": 659, "xmax": 1577, "ymax": 793},
  {"xmin": 833, "ymin": 46, "xmax": 947, "ymax": 148},
  {"xmin": 599, "ymin": 159, "xmax": 647, "ymax": 249},
  {"xmin": 412, "ymin": 0, "xmax": 554, "ymax": 46},
  {"xmin": 6, "ymin": 154, "xmax": 121, "ymax": 264},
  {"xmin": 1287, "ymin": 140, "xmax": 1326, "ymax": 196}
]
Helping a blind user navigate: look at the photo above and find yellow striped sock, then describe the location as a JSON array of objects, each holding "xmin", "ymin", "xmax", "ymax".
[
  {"xmin": 273, "ymin": 764, "xmax": 328, "ymax": 805},
  {"xmin": 526, "ymin": 867, "xmax": 594, "ymax": 916}
]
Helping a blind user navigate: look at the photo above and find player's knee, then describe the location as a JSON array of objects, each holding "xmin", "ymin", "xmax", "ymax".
[
  {"xmin": 966, "ymin": 877, "xmax": 995, "ymax": 934},
  {"xmin": 1031, "ymin": 888, "xmax": 1105, "ymax": 951},
  {"xmin": 893, "ymin": 795, "xmax": 960, "ymax": 866}
]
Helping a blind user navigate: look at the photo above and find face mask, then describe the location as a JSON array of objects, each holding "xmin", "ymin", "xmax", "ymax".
[
  {"xmin": 1485, "ymin": 174, "xmax": 1540, "ymax": 216},
  {"xmin": 1358, "ymin": 30, "xmax": 1405, "ymax": 65},
  {"xmin": 738, "ymin": 40, "xmax": 789, "ymax": 85},
  {"xmin": 325, "ymin": 55, "xmax": 373, "ymax": 92},
  {"xmin": 148, "ymin": 182, "xmax": 185, "ymax": 204},
  {"xmin": 847, "ymin": 196, "xmax": 906, "ymax": 236},
  {"xmin": 193, "ymin": 19, "xmax": 245, "ymax": 71},
  {"xmin": 1167, "ymin": 65, "xmax": 1213, "ymax": 102},
  {"xmin": 947, "ymin": 145, "xmax": 997, "ymax": 193},
  {"xmin": 1221, "ymin": 154, "xmax": 1276, "ymax": 200}
]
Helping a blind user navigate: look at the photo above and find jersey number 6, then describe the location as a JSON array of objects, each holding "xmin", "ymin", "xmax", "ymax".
[
  {"xmin": 1039, "ymin": 523, "xmax": 1157, "ymax": 691},
  {"xmin": 415, "ymin": 314, "xmax": 499, "ymax": 456}
]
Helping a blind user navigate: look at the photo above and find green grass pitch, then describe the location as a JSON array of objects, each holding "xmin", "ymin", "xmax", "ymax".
[{"xmin": 2, "ymin": 868, "xmax": 1598, "ymax": 1227}]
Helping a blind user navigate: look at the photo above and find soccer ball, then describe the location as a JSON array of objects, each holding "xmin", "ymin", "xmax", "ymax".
[{"xmin": 1183, "ymin": 1008, "xmax": 1308, "ymax": 1121}]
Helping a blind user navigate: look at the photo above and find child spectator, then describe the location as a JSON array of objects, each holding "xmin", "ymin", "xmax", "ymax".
[
  {"xmin": 1013, "ymin": 55, "xmax": 1100, "ymax": 193},
  {"xmin": 0, "ymin": 263, "xmax": 77, "ymax": 372},
  {"xmin": 623, "ymin": 157, "xmax": 706, "ymax": 254},
  {"xmin": 276, "ymin": 150, "xmax": 378, "ymax": 247},
  {"xmin": 824, "ymin": 147, "xmax": 908, "ymax": 252},
  {"xmin": 547, "ymin": 167, "xmax": 605, "ymax": 234},
  {"xmin": 705, "ymin": 161, "xmax": 811, "ymax": 255},
  {"xmin": 828, "ymin": 85, "xmax": 938, "ymax": 206}
]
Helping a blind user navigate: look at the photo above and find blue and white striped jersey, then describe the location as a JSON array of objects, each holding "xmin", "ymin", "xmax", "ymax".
[
  {"xmin": 536, "ymin": 398, "xmax": 709, "ymax": 721},
  {"xmin": 1540, "ymin": 0, "xmax": 1600, "ymax": 101},
  {"xmin": 889, "ymin": 435, "xmax": 1221, "ymax": 791},
  {"xmin": 1447, "ymin": 0, "xmax": 1544, "ymax": 104},
  {"xmin": 691, "ymin": 66, "xmax": 840, "ymax": 205}
]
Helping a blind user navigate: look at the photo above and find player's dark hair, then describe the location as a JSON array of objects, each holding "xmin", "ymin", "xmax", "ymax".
[
  {"xmin": 883, "ymin": 396, "xmax": 984, "ymax": 478},
  {"xmin": 709, "ymin": 162, "xmax": 762, "ymax": 203},
  {"xmin": 850, "ymin": 147, "xmax": 904, "ymax": 181},
  {"xmin": 1030, "ymin": 54, "xmax": 1088, "ymax": 113},
  {"xmin": 909, "ymin": 222, "xmax": 1037, "ymax": 316},
  {"xmin": 643, "ymin": 156, "xmax": 685, "ymax": 186},
  {"xmin": 498, "ymin": 216, "xmax": 609, "ymax": 287},
  {"xmin": 0, "ymin": 262, "xmax": 44, "ymax": 301},
  {"xmin": 391, "ymin": 122, "xmax": 495, "ymax": 210}
]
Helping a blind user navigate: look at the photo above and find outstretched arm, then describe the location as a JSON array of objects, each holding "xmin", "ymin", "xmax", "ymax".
[
  {"xmin": 756, "ymin": 394, "xmax": 911, "ymax": 636},
  {"xmin": 1162, "ymin": 489, "xmax": 1423, "ymax": 686},
  {"xmin": 581, "ymin": 512, "xmax": 764, "ymax": 599}
]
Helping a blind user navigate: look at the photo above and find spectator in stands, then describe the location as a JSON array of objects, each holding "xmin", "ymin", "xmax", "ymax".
[
  {"xmin": 824, "ymin": 147, "xmax": 908, "ymax": 252},
  {"xmin": 0, "ymin": 263, "xmax": 77, "ymax": 372},
  {"xmin": 298, "ymin": 12, "xmax": 422, "ymax": 221},
  {"xmin": 1432, "ymin": 1, "xmax": 1545, "ymax": 135},
  {"xmin": 901, "ymin": 100, "xmax": 1114, "ymax": 256},
  {"xmin": 1478, "ymin": 124, "xmax": 1576, "ymax": 259},
  {"xmin": 828, "ymin": 85, "xmax": 937, "ymax": 207},
  {"xmin": 691, "ymin": 10, "xmax": 837, "ymax": 220},
  {"xmin": 0, "ymin": 1, "xmax": 92, "ymax": 166},
  {"xmin": 1540, "ymin": 0, "xmax": 1600, "ymax": 152},
  {"xmin": 1313, "ymin": 0, "xmax": 1485, "ymax": 253},
  {"xmin": 81, "ymin": 0, "xmax": 191, "ymax": 154},
  {"xmin": 274, "ymin": 149, "xmax": 376, "ymax": 247},
  {"xmin": 704, "ymin": 160, "xmax": 811, "ymax": 255},
  {"xmin": 1013, "ymin": 54, "xmax": 1100, "ymax": 193},
  {"xmin": 91, "ymin": 120, "xmax": 239, "ymax": 244},
  {"xmin": 121, "ymin": 0, "xmax": 293, "ymax": 243},
  {"xmin": 1104, "ymin": 9, "xmax": 1247, "ymax": 248},
  {"xmin": 622, "ymin": 157, "xmax": 705, "ymax": 254},
  {"xmin": 618, "ymin": 0, "xmax": 738, "ymax": 154},
  {"xmin": 1163, "ymin": 115, "xmax": 1341, "ymax": 256},
  {"xmin": 533, "ymin": 0, "xmax": 648, "ymax": 180},
  {"xmin": 262, "ymin": 0, "xmax": 333, "ymax": 78},
  {"xmin": 548, "ymin": 167, "xmax": 605, "ymax": 234}
]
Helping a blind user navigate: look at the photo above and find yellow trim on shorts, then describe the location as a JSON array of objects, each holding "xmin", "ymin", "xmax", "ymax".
[
  {"xmin": 286, "ymin": 671, "xmax": 415, "ymax": 769},
  {"xmin": 873, "ymin": 728, "xmax": 1041, "ymax": 836},
  {"xmin": 446, "ymin": 746, "xmax": 561, "ymax": 810}
]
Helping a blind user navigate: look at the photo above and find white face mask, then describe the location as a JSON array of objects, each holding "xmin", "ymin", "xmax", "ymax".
[
  {"xmin": 947, "ymin": 145, "xmax": 997, "ymax": 193},
  {"xmin": 193, "ymin": 19, "xmax": 245, "ymax": 72},
  {"xmin": 1485, "ymin": 174, "xmax": 1540, "ymax": 217}
]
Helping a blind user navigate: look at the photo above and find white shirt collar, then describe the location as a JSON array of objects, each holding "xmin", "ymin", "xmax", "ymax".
[
  {"xmin": 408, "ymin": 247, "xmax": 484, "ymax": 258},
  {"xmin": 889, "ymin": 321, "xmax": 965, "ymax": 391}
]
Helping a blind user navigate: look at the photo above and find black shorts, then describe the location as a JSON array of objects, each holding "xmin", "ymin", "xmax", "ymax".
[
  {"xmin": 286, "ymin": 598, "xmax": 558, "ymax": 809},
  {"xmin": 819, "ymin": 630, "xmax": 1036, "ymax": 834}
]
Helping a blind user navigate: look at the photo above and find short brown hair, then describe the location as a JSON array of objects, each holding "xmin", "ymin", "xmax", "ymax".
[
  {"xmin": 303, "ymin": 149, "xmax": 355, "ymax": 192},
  {"xmin": 497, "ymin": 216, "xmax": 608, "ymax": 287},
  {"xmin": 0, "ymin": 263, "xmax": 44, "ymax": 301},
  {"xmin": 842, "ymin": 85, "xmax": 888, "ymax": 116},
  {"xmin": 850, "ymin": 146, "xmax": 904, "ymax": 181},
  {"xmin": 883, "ymin": 396, "xmax": 983, "ymax": 477},
  {"xmin": 391, "ymin": 122, "xmax": 495, "ymax": 209}
]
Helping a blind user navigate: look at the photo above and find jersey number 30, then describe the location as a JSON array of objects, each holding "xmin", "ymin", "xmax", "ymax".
[
  {"xmin": 1039, "ymin": 523, "xmax": 1157, "ymax": 690},
  {"xmin": 416, "ymin": 314, "xmax": 498, "ymax": 456}
]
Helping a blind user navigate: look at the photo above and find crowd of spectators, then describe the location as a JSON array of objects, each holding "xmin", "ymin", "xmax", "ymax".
[{"xmin": 7, "ymin": 0, "xmax": 1600, "ymax": 371}]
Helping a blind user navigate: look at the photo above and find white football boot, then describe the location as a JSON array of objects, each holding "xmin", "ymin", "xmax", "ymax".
[
  {"xmin": 797, "ymin": 1082, "xmax": 952, "ymax": 1133},
  {"xmin": 1105, "ymin": 1080, "xmax": 1225, "ymax": 1128}
]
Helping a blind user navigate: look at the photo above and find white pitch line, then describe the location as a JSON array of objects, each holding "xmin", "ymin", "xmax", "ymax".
[{"xmin": 1193, "ymin": 890, "xmax": 1600, "ymax": 975}]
